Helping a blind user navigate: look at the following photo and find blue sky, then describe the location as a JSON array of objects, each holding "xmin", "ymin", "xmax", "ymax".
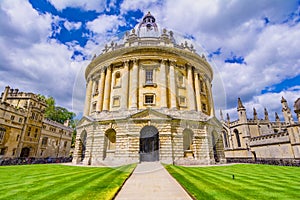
[{"xmin": 0, "ymin": 0, "xmax": 299, "ymax": 121}]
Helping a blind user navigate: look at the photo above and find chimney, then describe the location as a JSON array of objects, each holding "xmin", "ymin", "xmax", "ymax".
[{"xmin": 1, "ymin": 86, "xmax": 10, "ymax": 103}]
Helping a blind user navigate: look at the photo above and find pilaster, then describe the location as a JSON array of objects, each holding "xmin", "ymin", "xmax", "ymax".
[
  {"xmin": 160, "ymin": 59, "xmax": 168, "ymax": 108},
  {"xmin": 187, "ymin": 65, "xmax": 196, "ymax": 110},
  {"xmin": 96, "ymin": 69, "xmax": 105, "ymax": 112},
  {"xmin": 83, "ymin": 78, "xmax": 93, "ymax": 116},
  {"xmin": 121, "ymin": 60, "xmax": 130, "ymax": 109},
  {"xmin": 130, "ymin": 59, "xmax": 139, "ymax": 109},
  {"xmin": 194, "ymin": 72, "xmax": 201, "ymax": 112},
  {"xmin": 102, "ymin": 66, "xmax": 112, "ymax": 111},
  {"xmin": 169, "ymin": 60, "xmax": 177, "ymax": 109}
]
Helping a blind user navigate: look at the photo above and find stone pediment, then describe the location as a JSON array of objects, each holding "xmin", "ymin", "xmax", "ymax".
[
  {"xmin": 76, "ymin": 116, "xmax": 94, "ymax": 127},
  {"xmin": 130, "ymin": 109, "xmax": 171, "ymax": 120}
]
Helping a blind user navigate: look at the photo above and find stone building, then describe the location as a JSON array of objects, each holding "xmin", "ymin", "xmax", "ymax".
[
  {"xmin": 221, "ymin": 97, "xmax": 300, "ymax": 165},
  {"xmin": 0, "ymin": 86, "xmax": 73, "ymax": 158},
  {"xmin": 73, "ymin": 12, "xmax": 225, "ymax": 166}
]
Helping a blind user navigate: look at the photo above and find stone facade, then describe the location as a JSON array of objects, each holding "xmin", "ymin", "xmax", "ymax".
[
  {"xmin": 0, "ymin": 86, "xmax": 73, "ymax": 158},
  {"xmin": 73, "ymin": 12, "xmax": 225, "ymax": 166},
  {"xmin": 221, "ymin": 97, "xmax": 300, "ymax": 165}
]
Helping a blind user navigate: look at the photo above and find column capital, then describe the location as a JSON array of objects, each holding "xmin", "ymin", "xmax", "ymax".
[
  {"xmin": 169, "ymin": 59, "xmax": 177, "ymax": 65},
  {"xmin": 132, "ymin": 58, "xmax": 139, "ymax": 64},
  {"xmin": 123, "ymin": 60, "xmax": 130, "ymax": 66},
  {"xmin": 160, "ymin": 59, "xmax": 168, "ymax": 64}
]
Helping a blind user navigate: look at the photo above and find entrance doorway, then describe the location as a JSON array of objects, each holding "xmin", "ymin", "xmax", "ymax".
[
  {"xmin": 139, "ymin": 126, "xmax": 159, "ymax": 162},
  {"xmin": 20, "ymin": 147, "xmax": 30, "ymax": 157}
]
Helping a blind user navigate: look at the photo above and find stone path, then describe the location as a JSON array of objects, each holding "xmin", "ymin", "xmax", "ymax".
[{"xmin": 115, "ymin": 162, "xmax": 193, "ymax": 200}]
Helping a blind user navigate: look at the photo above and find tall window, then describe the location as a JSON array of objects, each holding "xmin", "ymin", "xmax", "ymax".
[
  {"xmin": 234, "ymin": 129, "xmax": 241, "ymax": 147},
  {"xmin": 178, "ymin": 73, "xmax": 185, "ymax": 87},
  {"xmin": 223, "ymin": 131, "xmax": 228, "ymax": 148},
  {"xmin": 0, "ymin": 127, "xmax": 6, "ymax": 144},
  {"xmin": 42, "ymin": 137, "xmax": 48, "ymax": 146},
  {"xmin": 145, "ymin": 69, "xmax": 153, "ymax": 84}
]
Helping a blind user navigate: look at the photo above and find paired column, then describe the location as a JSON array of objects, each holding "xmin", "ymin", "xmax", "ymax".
[
  {"xmin": 194, "ymin": 72, "xmax": 201, "ymax": 112},
  {"xmin": 130, "ymin": 59, "xmax": 138, "ymax": 109},
  {"xmin": 121, "ymin": 61, "xmax": 129, "ymax": 109},
  {"xmin": 160, "ymin": 59, "xmax": 167, "ymax": 108},
  {"xmin": 102, "ymin": 66, "xmax": 112, "ymax": 111},
  {"xmin": 187, "ymin": 65, "xmax": 196, "ymax": 110},
  {"xmin": 83, "ymin": 78, "xmax": 93, "ymax": 116},
  {"xmin": 205, "ymin": 77, "xmax": 215, "ymax": 116},
  {"xmin": 96, "ymin": 69, "xmax": 105, "ymax": 112},
  {"xmin": 169, "ymin": 61, "xmax": 177, "ymax": 109}
]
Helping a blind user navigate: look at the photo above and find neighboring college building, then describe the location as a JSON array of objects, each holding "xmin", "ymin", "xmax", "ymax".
[
  {"xmin": 221, "ymin": 97, "xmax": 300, "ymax": 165},
  {"xmin": 0, "ymin": 86, "xmax": 73, "ymax": 159},
  {"xmin": 73, "ymin": 12, "xmax": 225, "ymax": 166}
]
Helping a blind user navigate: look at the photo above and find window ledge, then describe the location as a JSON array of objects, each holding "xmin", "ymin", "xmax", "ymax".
[{"xmin": 143, "ymin": 83, "xmax": 157, "ymax": 88}]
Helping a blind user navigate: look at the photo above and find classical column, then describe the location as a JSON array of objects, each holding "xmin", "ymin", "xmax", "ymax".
[
  {"xmin": 130, "ymin": 59, "xmax": 138, "ymax": 109},
  {"xmin": 205, "ymin": 76, "xmax": 215, "ymax": 116},
  {"xmin": 187, "ymin": 65, "xmax": 196, "ymax": 110},
  {"xmin": 169, "ymin": 60, "xmax": 177, "ymax": 109},
  {"xmin": 160, "ymin": 59, "xmax": 167, "ymax": 108},
  {"xmin": 121, "ymin": 61, "xmax": 129, "ymax": 109},
  {"xmin": 83, "ymin": 78, "xmax": 93, "ymax": 116},
  {"xmin": 194, "ymin": 72, "xmax": 201, "ymax": 112},
  {"xmin": 96, "ymin": 69, "xmax": 105, "ymax": 112},
  {"xmin": 102, "ymin": 66, "xmax": 112, "ymax": 111}
]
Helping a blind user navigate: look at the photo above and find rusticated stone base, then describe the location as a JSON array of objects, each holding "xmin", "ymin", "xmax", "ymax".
[{"xmin": 73, "ymin": 109, "xmax": 226, "ymax": 166}]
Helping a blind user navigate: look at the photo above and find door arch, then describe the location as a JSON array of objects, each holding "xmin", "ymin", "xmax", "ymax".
[{"xmin": 139, "ymin": 126, "xmax": 159, "ymax": 162}]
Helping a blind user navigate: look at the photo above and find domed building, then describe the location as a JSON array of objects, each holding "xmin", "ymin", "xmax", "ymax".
[{"xmin": 73, "ymin": 12, "xmax": 225, "ymax": 165}]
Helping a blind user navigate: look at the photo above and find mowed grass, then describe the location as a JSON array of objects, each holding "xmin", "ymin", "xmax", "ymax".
[
  {"xmin": 0, "ymin": 164, "xmax": 136, "ymax": 200},
  {"xmin": 166, "ymin": 164, "xmax": 300, "ymax": 200}
]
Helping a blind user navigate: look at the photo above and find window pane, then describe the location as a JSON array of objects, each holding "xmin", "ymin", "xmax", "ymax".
[{"xmin": 146, "ymin": 70, "xmax": 153, "ymax": 83}]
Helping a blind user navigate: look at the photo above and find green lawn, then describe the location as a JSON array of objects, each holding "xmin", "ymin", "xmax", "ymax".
[
  {"xmin": 165, "ymin": 164, "xmax": 300, "ymax": 200},
  {"xmin": 0, "ymin": 164, "xmax": 135, "ymax": 200}
]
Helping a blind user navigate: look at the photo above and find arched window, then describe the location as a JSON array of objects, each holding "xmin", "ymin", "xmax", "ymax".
[
  {"xmin": 0, "ymin": 127, "xmax": 6, "ymax": 144},
  {"xmin": 183, "ymin": 129, "xmax": 194, "ymax": 151},
  {"xmin": 222, "ymin": 131, "xmax": 228, "ymax": 148},
  {"xmin": 105, "ymin": 129, "xmax": 116, "ymax": 150},
  {"xmin": 114, "ymin": 71, "xmax": 121, "ymax": 87},
  {"xmin": 177, "ymin": 72, "xmax": 185, "ymax": 88},
  {"xmin": 234, "ymin": 129, "xmax": 241, "ymax": 147},
  {"xmin": 42, "ymin": 137, "xmax": 48, "ymax": 146}
]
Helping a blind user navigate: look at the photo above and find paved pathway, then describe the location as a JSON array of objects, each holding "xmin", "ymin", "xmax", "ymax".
[{"xmin": 115, "ymin": 162, "xmax": 192, "ymax": 200}]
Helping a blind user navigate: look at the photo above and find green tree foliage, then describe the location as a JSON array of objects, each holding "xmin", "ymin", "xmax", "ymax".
[{"xmin": 43, "ymin": 96, "xmax": 76, "ymax": 125}]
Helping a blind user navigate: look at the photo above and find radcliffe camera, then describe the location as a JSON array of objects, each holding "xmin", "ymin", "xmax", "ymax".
[{"xmin": 1, "ymin": 1, "xmax": 300, "ymax": 199}]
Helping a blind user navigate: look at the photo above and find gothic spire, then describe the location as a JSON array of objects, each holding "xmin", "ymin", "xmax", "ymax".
[
  {"xmin": 220, "ymin": 109, "xmax": 224, "ymax": 121},
  {"xmin": 264, "ymin": 108, "xmax": 269, "ymax": 121},
  {"xmin": 226, "ymin": 113, "xmax": 230, "ymax": 122},
  {"xmin": 253, "ymin": 107, "xmax": 258, "ymax": 120},
  {"xmin": 237, "ymin": 97, "xmax": 245, "ymax": 109},
  {"xmin": 275, "ymin": 112, "xmax": 280, "ymax": 122}
]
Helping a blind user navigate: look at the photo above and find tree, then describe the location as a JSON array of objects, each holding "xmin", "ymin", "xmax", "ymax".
[{"xmin": 43, "ymin": 96, "xmax": 76, "ymax": 125}]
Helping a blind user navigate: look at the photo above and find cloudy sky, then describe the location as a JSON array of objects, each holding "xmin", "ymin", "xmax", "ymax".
[{"xmin": 0, "ymin": 0, "xmax": 299, "ymax": 121}]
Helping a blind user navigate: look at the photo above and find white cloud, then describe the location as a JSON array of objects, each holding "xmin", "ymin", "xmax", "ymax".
[
  {"xmin": 47, "ymin": 0, "xmax": 106, "ymax": 12},
  {"xmin": 64, "ymin": 20, "xmax": 82, "ymax": 31},
  {"xmin": 0, "ymin": 0, "xmax": 85, "ymax": 114},
  {"xmin": 120, "ymin": 0, "xmax": 161, "ymax": 13},
  {"xmin": 87, "ymin": 14, "xmax": 125, "ymax": 34}
]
